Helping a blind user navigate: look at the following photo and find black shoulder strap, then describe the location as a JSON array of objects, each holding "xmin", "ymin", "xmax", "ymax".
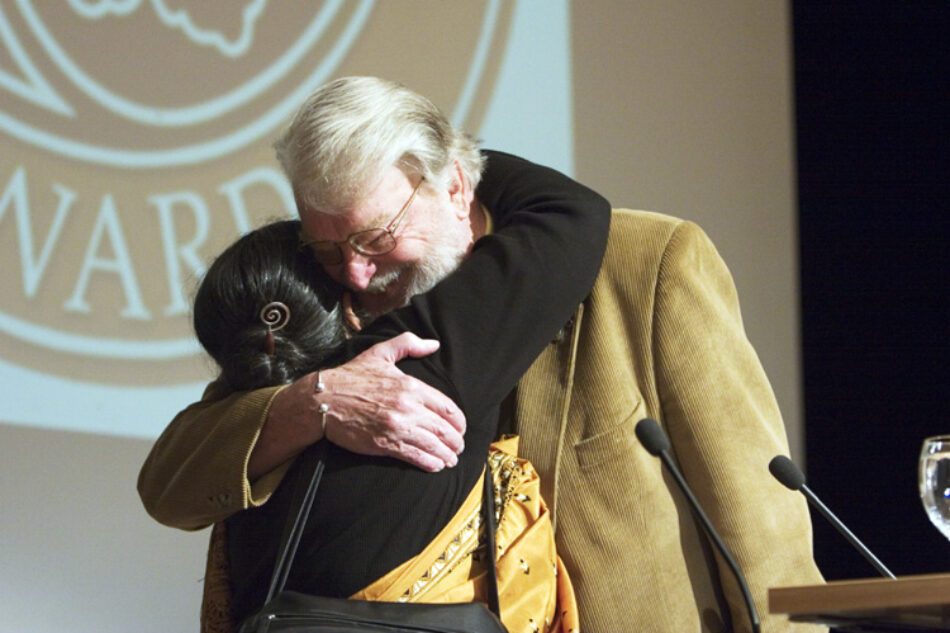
[
  {"xmin": 263, "ymin": 443, "xmax": 503, "ymax": 619},
  {"xmin": 482, "ymin": 463, "xmax": 501, "ymax": 617},
  {"xmin": 264, "ymin": 440, "xmax": 328, "ymax": 603}
]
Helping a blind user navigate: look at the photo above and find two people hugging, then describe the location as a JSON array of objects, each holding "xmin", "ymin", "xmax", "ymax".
[{"xmin": 139, "ymin": 76, "xmax": 825, "ymax": 633}]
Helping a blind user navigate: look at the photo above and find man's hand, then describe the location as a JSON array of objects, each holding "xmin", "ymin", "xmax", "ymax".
[
  {"xmin": 322, "ymin": 332, "xmax": 466, "ymax": 471},
  {"xmin": 249, "ymin": 333, "xmax": 466, "ymax": 480}
]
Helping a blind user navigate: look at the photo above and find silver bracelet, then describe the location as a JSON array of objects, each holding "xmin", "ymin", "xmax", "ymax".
[{"xmin": 315, "ymin": 371, "xmax": 329, "ymax": 436}]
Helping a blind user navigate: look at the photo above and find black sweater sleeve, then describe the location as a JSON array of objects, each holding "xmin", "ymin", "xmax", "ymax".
[{"xmin": 357, "ymin": 150, "xmax": 610, "ymax": 442}]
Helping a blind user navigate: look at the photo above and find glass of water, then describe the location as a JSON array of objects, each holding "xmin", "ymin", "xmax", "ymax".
[{"xmin": 919, "ymin": 435, "xmax": 950, "ymax": 541}]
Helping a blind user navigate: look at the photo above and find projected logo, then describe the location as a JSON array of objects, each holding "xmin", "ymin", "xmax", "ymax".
[{"xmin": 0, "ymin": 1, "xmax": 512, "ymax": 388}]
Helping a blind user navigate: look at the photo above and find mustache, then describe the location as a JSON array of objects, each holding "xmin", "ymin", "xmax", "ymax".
[{"xmin": 364, "ymin": 264, "xmax": 412, "ymax": 295}]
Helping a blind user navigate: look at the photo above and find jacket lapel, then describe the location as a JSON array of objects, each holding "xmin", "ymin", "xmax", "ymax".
[{"xmin": 513, "ymin": 303, "xmax": 584, "ymax": 530}]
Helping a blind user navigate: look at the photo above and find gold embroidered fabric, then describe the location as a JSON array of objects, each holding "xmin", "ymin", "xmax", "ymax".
[
  {"xmin": 352, "ymin": 436, "xmax": 579, "ymax": 633},
  {"xmin": 197, "ymin": 436, "xmax": 578, "ymax": 633}
]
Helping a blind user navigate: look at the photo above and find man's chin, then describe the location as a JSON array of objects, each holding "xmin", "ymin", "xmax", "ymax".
[
  {"xmin": 358, "ymin": 270, "xmax": 413, "ymax": 319},
  {"xmin": 357, "ymin": 245, "xmax": 464, "ymax": 321}
]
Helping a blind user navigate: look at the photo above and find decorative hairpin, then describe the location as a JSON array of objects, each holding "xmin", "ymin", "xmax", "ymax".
[{"xmin": 259, "ymin": 301, "xmax": 290, "ymax": 356}]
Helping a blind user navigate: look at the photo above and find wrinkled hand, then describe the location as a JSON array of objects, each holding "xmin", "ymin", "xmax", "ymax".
[
  {"xmin": 254, "ymin": 333, "xmax": 465, "ymax": 479},
  {"xmin": 319, "ymin": 332, "xmax": 466, "ymax": 471}
]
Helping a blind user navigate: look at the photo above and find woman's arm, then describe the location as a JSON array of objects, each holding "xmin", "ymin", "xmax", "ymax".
[{"xmin": 354, "ymin": 150, "xmax": 611, "ymax": 442}]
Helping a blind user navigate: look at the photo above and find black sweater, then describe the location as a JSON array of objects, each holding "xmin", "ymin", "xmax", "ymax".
[{"xmin": 227, "ymin": 151, "xmax": 610, "ymax": 620}]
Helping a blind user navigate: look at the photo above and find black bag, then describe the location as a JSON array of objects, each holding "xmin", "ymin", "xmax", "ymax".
[
  {"xmin": 238, "ymin": 591, "xmax": 506, "ymax": 632},
  {"xmin": 237, "ymin": 441, "xmax": 508, "ymax": 633}
]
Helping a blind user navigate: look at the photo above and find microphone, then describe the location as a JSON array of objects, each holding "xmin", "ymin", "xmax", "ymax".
[
  {"xmin": 768, "ymin": 455, "xmax": 896, "ymax": 579},
  {"xmin": 636, "ymin": 418, "xmax": 761, "ymax": 633}
]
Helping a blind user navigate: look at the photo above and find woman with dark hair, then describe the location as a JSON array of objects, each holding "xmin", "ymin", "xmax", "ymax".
[
  {"xmin": 193, "ymin": 220, "xmax": 347, "ymax": 393},
  {"xmin": 192, "ymin": 152, "xmax": 610, "ymax": 632}
]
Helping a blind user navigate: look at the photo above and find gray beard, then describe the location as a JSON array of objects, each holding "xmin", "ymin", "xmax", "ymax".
[{"xmin": 357, "ymin": 240, "xmax": 466, "ymax": 323}]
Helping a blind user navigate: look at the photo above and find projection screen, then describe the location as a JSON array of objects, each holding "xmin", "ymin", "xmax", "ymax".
[{"xmin": 0, "ymin": 3, "xmax": 800, "ymax": 631}]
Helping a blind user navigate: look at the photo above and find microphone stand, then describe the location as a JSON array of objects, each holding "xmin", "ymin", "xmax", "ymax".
[{"xmin": 655, "ymin": 449, "xmax": 762, "ymax": 633}]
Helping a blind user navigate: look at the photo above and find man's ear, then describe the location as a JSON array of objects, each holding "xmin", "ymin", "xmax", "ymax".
[{"xmin": 447, "ymin": 159, "xmax": 474, "ymax": 219}]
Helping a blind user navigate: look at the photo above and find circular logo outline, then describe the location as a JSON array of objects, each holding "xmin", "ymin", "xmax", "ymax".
[
  {"xmin": 0, "ymin": 0, "xmax": 374, "ymax": 167},
  {"xmin": 0, "ymin": 0, "xmax": 506, "ymax": 360}
]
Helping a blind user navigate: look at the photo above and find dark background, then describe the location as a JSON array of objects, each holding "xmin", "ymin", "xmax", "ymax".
[{"xmin": 794, "ymin": 1, "xmax": 948, "ymax": 580}]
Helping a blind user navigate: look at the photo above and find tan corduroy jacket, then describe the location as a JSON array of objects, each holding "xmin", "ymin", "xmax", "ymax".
[{"xmin": 139, "ymin": 210, "xmax": 825, "ymax": 633}]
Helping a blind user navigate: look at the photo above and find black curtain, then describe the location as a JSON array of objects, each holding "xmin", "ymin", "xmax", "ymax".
[{"xmin": 794, "ymin": 1, "xmax": 949, "ymax": 580}]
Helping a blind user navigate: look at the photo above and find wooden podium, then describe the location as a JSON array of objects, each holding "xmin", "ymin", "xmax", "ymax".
[{"xmin": 769, "ymin": 573, "xmax": 950, "ymax": 632}]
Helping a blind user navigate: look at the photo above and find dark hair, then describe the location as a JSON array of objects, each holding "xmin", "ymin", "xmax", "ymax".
[{"xmin": 193, "ymin": 220, "xmax": 346, "ymax": 391}]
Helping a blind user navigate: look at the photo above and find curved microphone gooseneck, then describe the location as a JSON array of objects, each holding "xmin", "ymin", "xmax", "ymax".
[
  {"xmin": 636, "ymin": 418, "xmax": 761, "ymax": 633},
  {"xmin": 769, "ymin": 455, "xmax": 896, "ymax": 579}
]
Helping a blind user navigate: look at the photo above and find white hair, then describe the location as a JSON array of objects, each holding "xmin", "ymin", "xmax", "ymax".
[{"xmin": 274, "ymin": 76, "xmax": 484, "ymax": 215}]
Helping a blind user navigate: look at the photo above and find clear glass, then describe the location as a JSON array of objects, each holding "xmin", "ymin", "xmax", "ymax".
[{"xmin": 919, "ymin": 435, "xmax": 950, "ymax": 541}]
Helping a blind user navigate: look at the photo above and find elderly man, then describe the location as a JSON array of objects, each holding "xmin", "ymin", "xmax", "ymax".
[{"xmin": 139, "ymin": 76, "xmax": 824, "ymax": 633}]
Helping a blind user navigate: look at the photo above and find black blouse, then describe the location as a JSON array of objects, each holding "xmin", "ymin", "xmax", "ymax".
[{"xmin": 227, "ymin": 151, "xmax": 610, "ymax": 620}]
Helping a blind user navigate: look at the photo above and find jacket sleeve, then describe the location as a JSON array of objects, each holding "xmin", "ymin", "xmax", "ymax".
[
  {"xmin": 137, "ymin": 381, "xmax": 293, "ymax": 530},
  {"xmin": 652, "ymin": 221, "xmax": 825, "ymax": 633}
]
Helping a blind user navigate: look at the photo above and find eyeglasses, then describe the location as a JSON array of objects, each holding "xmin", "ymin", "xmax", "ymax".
[{"xmin": 299, "ymin": 177, "xmax": 424, "ymax": 266}]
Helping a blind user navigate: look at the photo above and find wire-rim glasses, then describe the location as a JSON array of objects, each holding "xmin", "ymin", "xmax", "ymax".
[{"xmin": 299, "ymin": 177, "xmax": 424, "ymax": 265}]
